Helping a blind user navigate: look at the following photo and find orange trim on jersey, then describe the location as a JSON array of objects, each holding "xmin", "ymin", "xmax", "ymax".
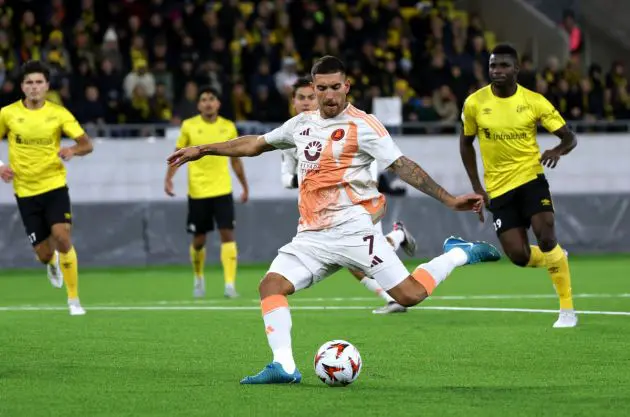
[
  {"xmin": 261, "ymin": 295, "xmax": 289, "ymax": 315},
  {"xmin": 347, "ymin": 106, "xmax": 388, "ymax": 137},
  {"xmin": 412, "ymin": 268, "xmax": 436, "ymax": 295}
]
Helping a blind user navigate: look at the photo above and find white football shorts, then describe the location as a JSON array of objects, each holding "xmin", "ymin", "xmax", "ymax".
[{"xmin": 268, "ymin": 215, "xmax": 409, "ymax": 292}]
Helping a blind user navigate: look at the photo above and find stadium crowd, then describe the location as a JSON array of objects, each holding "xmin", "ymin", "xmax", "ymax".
[{"xmin": 0, "ymin": 0, "xmax": 629, "ymax": 127}]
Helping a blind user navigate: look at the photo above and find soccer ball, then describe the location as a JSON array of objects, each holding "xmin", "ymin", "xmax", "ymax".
[{"xmin": 314, "ymin": 340, "xmax": 362, "ymax": 386}]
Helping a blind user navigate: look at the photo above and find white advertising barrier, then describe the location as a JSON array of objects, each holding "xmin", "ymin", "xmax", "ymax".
[{"xmin": 1, "ymin": 134, "xmax": 629, "ymax": 204}]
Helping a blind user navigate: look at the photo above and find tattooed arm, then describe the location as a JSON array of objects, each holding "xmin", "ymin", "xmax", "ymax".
[
  {"xmin": 389, "ymin": 156, "xmax": 484, "ymax": 213},
  {"xmin": 389, "ymin": 156, "xmax": 455, "ymax": 206}
]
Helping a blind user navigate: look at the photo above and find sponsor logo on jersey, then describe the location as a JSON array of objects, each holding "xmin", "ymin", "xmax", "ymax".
[{"xmin": 304, "ymin": 141, "xmax": 323, "ymax": 162}]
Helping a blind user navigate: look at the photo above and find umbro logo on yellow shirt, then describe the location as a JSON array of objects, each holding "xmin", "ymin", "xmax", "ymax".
[
  {"xmin": 64, "ymin": 212, "xmax": 72, "ymax": 220},
  {"xmin": 541, "ymin": 198, "xmax": 552, "ymax": 206},
  {"xmin": 482, "ymin": 108, "xmax": 492, "ymax": 115}
]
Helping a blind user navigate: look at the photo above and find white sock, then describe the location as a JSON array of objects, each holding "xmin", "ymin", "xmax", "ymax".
[
  {"xmin": 263, "ymin": 306, "xmax": 296, "ymax": 373},
  {"xmin": 225, "ymin": 282, "xmax": 234, "ymax": 289},
  {"xmin": 416, "ymin": 247, "xmax": 468, "ymax": 287},
  {"xmin": 194, "ymin": 277, "xmax": 204, "ymax": 285},
  {"xmin": 360, "ymin": 277, "xmax": 395, "ymax": 303},
  {"xmin": 385, "ymin": 229, "xmax": 405, "ymax": 251}
]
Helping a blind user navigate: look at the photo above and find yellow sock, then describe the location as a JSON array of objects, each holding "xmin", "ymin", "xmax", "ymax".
[
  {"xmin": 527, "ymin": 245, "xmax": 546, "ymax": 267},
  {"xmin": 543, "ymin": 244, "xmax": 574, "ymax": 310},
  {"xmin": 59, "ymin": 246, "xmax": 79, "ymax": 299},
  {"xmin": 190, "ymin": 245, "xmax": 206, "ymax": 278},
  {"xmin": 221, "ymin": 242, "xmax": 238, "ymax": 286}
]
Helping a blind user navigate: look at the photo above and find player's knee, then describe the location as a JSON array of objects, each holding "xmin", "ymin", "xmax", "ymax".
[
  {"xmin": 218, "ymin": 229, "xmax": 234, "ymax": 243},
  {"xmin": 507, "ymin": 251, "xmax": 530, "ymax": 267},
  {"xmin": 259, "ymin": 273, "xmax": 294, "ymax": 298},
  {"xmin": 55, "ymin": 236, "xmax": 72, "ymax": 253},
  {"xmin": 537, "ymin": 237, "xmax": 557, "ymax": 252},
  {"xmin": 192, "ymin": 234, "xmax": 206, "ymax": 250},
  {"xmin": 35, "ymin": 248, "xmax": 53, "ymax": 264}
]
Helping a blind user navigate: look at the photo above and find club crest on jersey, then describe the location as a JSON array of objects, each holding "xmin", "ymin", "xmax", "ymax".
[
  {"xmin": 304, "ymin": 141, "xmax": 323, "ymax": 162},
  {"xmin": 331, "ymin": 129, "xmax": 345, "ymax": 141}
]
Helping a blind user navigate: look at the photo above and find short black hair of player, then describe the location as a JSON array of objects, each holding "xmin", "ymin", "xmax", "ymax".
[
  {"xmin": 311, "ymin": 55, "xmax": 346, "ymax": 78},
  {"xmin": 292, "ymin": 77, "xmax": 312, "ymax": 97},
  {"xmin": 197, "ymin": 85, "xmax": 220, "ymax": 102},
  {"xmin": 20, "ymin": 60, "xmax": 50, "ymax": 83},
  {"xmin": 490, "ymin": 44, "xmax": 519, "ymax": 63}
]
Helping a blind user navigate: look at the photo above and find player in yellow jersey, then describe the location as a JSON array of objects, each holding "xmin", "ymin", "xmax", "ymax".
[
  {"xmin": 0, "ymin": 61, "xmax": 93, "ymax": 315},
  {"xmin": 460, "ymin": 44, "xmax": 578, "ymax": 328},
  {"xmin": 164, "ymin": 86, "xmax": 249, "ymax": 298}
]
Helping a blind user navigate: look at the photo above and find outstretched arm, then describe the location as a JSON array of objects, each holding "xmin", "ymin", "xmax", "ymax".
[
  {"xmin": 230, "ymin": 157, "xmax": 249, "ymax": 203},
  {"xmin": 168, "ymin": 135, "xmax": 275, "ymax": 167},
  {"xmin": 389, "ymin": 156, "xmax": 483, "ymax": 213},
  {"xmin": 459, "ymin": 132, "xmax": 488, "ymax": 205}
]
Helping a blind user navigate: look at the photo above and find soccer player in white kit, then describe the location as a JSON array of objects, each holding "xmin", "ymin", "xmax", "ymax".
[
  {"xmin": 168, "ymin": 56, "xmax": 501, "ymax": 385},
  {"xmin": 282, "ymin": 77, "xmax": 414, "ymax": 314}
]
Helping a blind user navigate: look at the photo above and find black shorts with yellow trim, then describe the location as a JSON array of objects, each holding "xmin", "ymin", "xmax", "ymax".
[
  {"xmin": 186, "ymin": 193, "xmax": 235, "ymax": 234},
  {"xmin": 487, "ymin": 175, "xmax": 554, "ymax": 235},
  {"xmin": 15, "ymin": 186, "xmax": 73, "ymax": 246}
]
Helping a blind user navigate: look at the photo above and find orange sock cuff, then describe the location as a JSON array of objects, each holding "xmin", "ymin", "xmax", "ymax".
[
  {"xmin": 261, "ymin": 295, "xmax": 289, "ymax": 315},
  {"xmin": 411, "ymin": 268, "xmax": 436, "ymax": 295}
]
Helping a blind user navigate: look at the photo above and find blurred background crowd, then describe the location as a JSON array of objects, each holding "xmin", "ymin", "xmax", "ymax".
[{"xmin": 0, "ymin": 0, "xmax": 629, "ymax": 127}]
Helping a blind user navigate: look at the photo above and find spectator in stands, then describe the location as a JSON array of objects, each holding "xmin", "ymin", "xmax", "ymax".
[
  {"xmin": 433, "ymin": 85, "xmax": 459, "ymax": 124},
  {"xmin": 151, "ymin": 82, "xmax": 173, "ymax": 123},
  {"xmin": 99, "ymin": 27, "xmax": 124, "ymax": 73},
  {"xmin": 76, "ymin": 85, "xmax": 105, "ymax": 125},
  {"xmin": 19, "ymin": 32, "xmax": 41, "ymax": 63},
  {"xmin": 518, "ymin": 55, "xmax": 537, "ymax": 91},
  {"xmin": 71, "ymin": 31, "xmax": 96, "ymax": 72},
  {"xmin": 173, "ymin": 60, "xmax": 196, "ymax": 103},
  {"xmin": 19, "ymin": 10, "xmax": 42, "ymax": 46},
  {"xmin": 0, "ymin": 30, "xmax": 17, "ymax": 76},
  {"xmin": 98, "ymin": 58, "xmax": 123, "ymax": 106},
  {"xmin": 561, "ymin": 10, "xmax": 584, "ymax": 65},
  {"xmin": 0, "ymin": 77, "xmax": 17, "ymax": 108},
  {"xmin": 231, "ymin": 80, "xmax": 253, "ymax": 121},
  {"xmin": 249, "ymin": 59, "xmax": 276, "ymax": 98},
  {"xmin": 124, "ymin": 84, "xmax": 154, "ymax": 124},
  {"xmin": 275, "ymin": 57, "xmax": 299, "ymax": 98},
  {"xmin": 124, "ymin": 58, "xmax": 156, "ymax": 99},
  {"xmin": 542, "ymin": 56, "xmax": 562, "ymax": 91},
  {"xmin": 197, "ymin": 60, "xmax": 226, "ymax": 98},
  {"xmin": 173, "ymin": 80, "xmax": 198, "ymax": 122},
  {"xmin": 42, "ymin": 30, "xmax": 71, "ymax": 74},
  {"xmin": 251, "ymin": 85, "xmax": 284, "ymax": 122},
  {"xmin": 71, "ymin": 58, "xmax": 98, "ymax": 100},
  {"xmin": 580, "ymin": 77, "xmax": 605, "ymax": 121},
  {"xmin": 450, "ymin": 65, "xmax": 470, "ymax": 109}
]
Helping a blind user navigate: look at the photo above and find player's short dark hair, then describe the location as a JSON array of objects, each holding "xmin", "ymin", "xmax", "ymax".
[
  {"xmin": 491, "ymin": 44, "xmax": 519, "ymax": 62},
  {"xmin": 20, "ymin": 60, "xmax": 50, "ymax": 83},
  {"xmin": 292, "ymin": 77, "xmax": 312, "ymax": 97},
  {"xmin": 197, "ymin": 85, "xmax": 220, "ymax": 102},
  {"xmin": 311, "ymin": 55, "xmax": 346, "ymax": 78}
]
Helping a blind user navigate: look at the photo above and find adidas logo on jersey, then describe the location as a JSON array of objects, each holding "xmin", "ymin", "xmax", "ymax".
[
  {"xmin": 371, "ymin": 256, "xmax": 383, "ymax": 267},
  {"xmin": 299, "ymin": 128, "xmax": 311, "ymax": 136}
]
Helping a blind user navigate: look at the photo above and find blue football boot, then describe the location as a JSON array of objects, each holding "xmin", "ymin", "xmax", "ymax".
[
  {"xmin": 443, "ymin": 236, "xmax": 501, "ymax": 265},
  {"xmin": 240, "ymin": 362, "xmax": 302, "ymax": 385}
]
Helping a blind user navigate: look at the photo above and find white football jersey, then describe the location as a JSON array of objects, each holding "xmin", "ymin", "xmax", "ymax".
[{"xmin": 265, "ymin": 104, "xmax": 402, "ymax": 232}]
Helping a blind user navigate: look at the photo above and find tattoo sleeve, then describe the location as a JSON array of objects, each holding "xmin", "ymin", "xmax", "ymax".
[{"xmin": 389, "ymin": 156, "xmax": 454, "ymax": 205}]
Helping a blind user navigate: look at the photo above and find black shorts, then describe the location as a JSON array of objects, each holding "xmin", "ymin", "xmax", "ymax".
[
  {"xmin": 488, "ymin": 175, "xmax": 554, "ymax": 235},
  {"xmin": 15, "ymin": 186, "xmax": 72, "ymax": 246},
  {"xmin": 187, "ymin": 193, "xmax": 235, "ymax": 234}
]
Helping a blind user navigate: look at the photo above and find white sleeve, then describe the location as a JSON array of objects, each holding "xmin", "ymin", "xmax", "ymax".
[
  {"xmin": 263, "ymin": 115, "xmax": 300, "ymax": 150},
  {"xmin": 357, "ymin": 117, "xmax": 403, "ymax": 168},
  {"xmin": 280, "ymin": 149, "xmax": 299, "ymax": 189}
]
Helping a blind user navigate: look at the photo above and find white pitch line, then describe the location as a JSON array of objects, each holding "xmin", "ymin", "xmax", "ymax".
[
  {"xmin": 0, "ymin": 305, "xmax": 629, "ymax": 316},
  {"xmin": 145, "ymin": 293, "xmax": 630, "ymax": 305}
]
